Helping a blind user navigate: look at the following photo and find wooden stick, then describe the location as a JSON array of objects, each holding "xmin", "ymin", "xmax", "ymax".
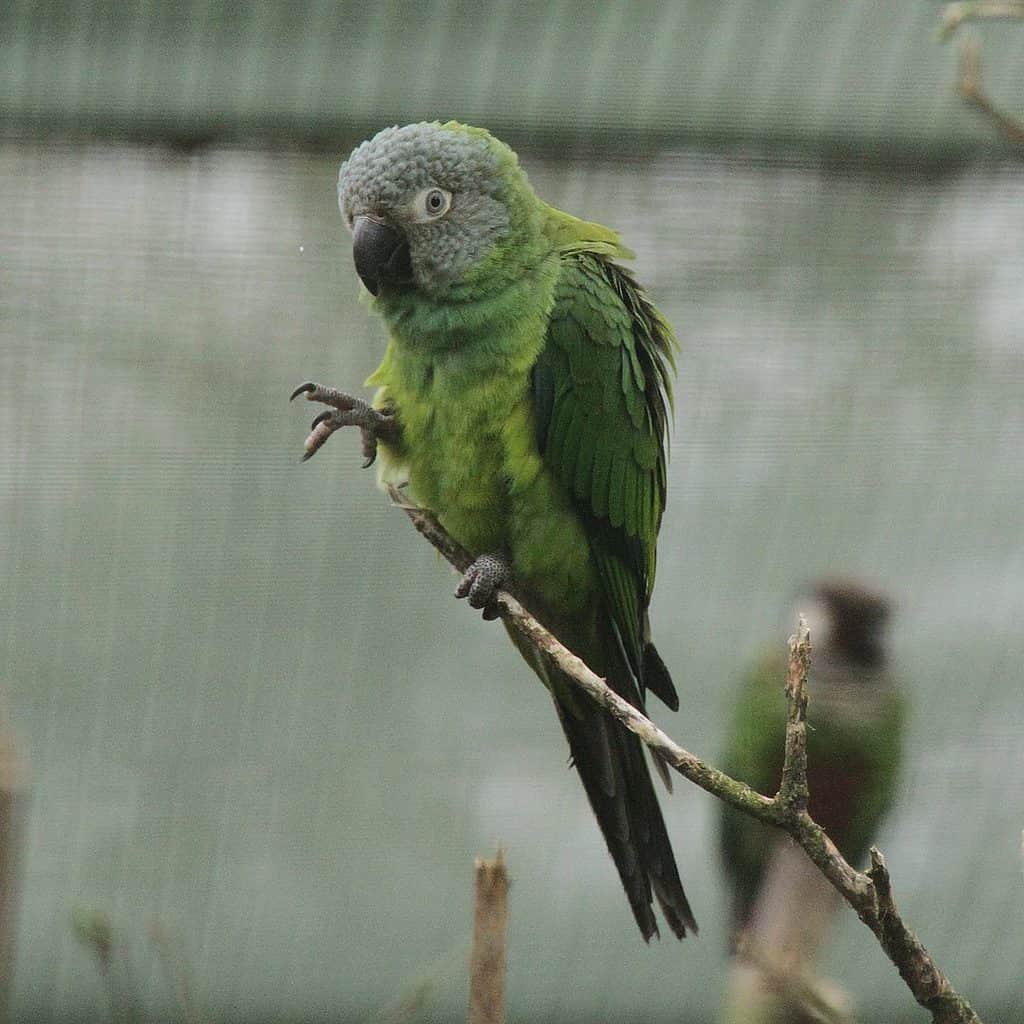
[{"xmin": 468, "ymin": 849, "xmax": 509, "ymax": 1024}]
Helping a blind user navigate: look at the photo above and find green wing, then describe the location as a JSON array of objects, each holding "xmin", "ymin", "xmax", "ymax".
[{"xmin": 531, "ymin": 251, "xmax": 678, "ymax": 710}]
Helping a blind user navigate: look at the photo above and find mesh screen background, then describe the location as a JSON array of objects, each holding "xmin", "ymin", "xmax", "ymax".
[{"xmin": 2, "ymin": 3, "xmax": 1023, "ymax": 1023}]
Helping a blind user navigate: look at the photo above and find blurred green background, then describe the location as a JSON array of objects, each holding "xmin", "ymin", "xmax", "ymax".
[{"xmin": 2, "ymin": 2, "xmax": 1023, "ymax": 1022}]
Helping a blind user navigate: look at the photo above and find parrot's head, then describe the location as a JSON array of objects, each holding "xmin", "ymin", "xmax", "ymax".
[
  {"xmin": 337, "ymin": 121, "xmax": 537, "ymax": 300},
  {"xmin": 799, "ymin": 579, "xmax": 892, "ymax": 670}
]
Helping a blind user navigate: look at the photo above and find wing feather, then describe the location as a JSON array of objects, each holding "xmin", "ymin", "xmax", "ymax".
[
  {"xmin": 532, "ymin": 252, "xmax": 678, "ymax": 708},
  {"xmin": 591, "ymin": 437, "xmax": 612, "ymax": 519}
]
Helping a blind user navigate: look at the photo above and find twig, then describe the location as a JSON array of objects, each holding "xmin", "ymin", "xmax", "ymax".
[
  {"xmin": 468, "ymin": 849, "xmax": 508, "ymax": 1024},
  {"xmin": 939, "ymin": 1, "xmax": 1024, "ymax": 40},
  {"xmin": 386, "ymin": 486, "xmax": 981, "ymax": 1024},
  {"xmin": 956, "ymin": 36, "xmax": 1024, "ymax": 146},
  {"xmin": 778, "ymin": 620, "xmax": 811, "ymax": 815}
]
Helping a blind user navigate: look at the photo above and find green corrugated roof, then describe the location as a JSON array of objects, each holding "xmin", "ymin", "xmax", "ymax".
[{"xmin": 2, "ymin": 0, "xmax": 1024, "ymax": 157}]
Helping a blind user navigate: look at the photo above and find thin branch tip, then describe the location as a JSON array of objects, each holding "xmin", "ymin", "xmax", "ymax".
[
  {"xmin": 940, "ymin": 0, "xmax": 1024, "ymax": 40},
  {"xmin": 945, "ymin": 10, "xmax": 1024, "ymax": 147},
  {"xmin": 867, "ymin": 847, "xmax": 893, "ymax": 902},
  {"xmin": 788, "ymin": 615, "xmax": 812, "ymax": 668},
  {"xmin": 777, "ymin": 614, "xmax": 812, "ymax": 816}
]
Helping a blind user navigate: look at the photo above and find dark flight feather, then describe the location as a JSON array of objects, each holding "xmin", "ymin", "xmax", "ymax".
[{"xmin": 529, "ymin": 251, "xmax": 693, "ymax": 940}]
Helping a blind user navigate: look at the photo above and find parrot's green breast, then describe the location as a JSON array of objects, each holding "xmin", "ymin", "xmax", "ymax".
[{"xmin": 368, "ymin": 303, "xmax": 597, "ymax": 622}]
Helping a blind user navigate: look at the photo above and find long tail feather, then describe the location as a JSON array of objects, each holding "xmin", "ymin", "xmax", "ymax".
[{"xmin": 554, "ymin": 676, "xmax": 697, "ymax": 941}]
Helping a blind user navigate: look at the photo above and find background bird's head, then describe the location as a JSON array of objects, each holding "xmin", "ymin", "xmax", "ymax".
[
  {"xmin": 798, "ymin": 578, "xmax": 892, "ymax": 670},
  {"xmin": 337, "ymin": 121, "xmax": 538, "ymax": 300}
]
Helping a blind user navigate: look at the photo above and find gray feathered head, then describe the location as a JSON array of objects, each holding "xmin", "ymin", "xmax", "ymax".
[{"xmin": 337, "ymin": 121, "xmax": 531, "ymax": 297}]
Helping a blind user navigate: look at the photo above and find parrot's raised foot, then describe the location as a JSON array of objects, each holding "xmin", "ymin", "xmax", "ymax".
[
  {"xmin": 455, "ymin": 552, "xmax": 511, "ymax": 619},
  {"xmin": 289, "ymin": 381, "xmax": 398, "ymax": 466}
]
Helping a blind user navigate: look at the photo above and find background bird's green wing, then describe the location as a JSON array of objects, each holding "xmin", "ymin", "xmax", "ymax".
[
  {"xmin": 718, "ymin": 650, "xmax": 905, "ymax": 929},
  {"xmin": 716, "ymin": 651, "xmax": 789, "ymax": 927},
  {"xmin": 531, "ymin": 252, "xmax": 677, "ymax": 710}
]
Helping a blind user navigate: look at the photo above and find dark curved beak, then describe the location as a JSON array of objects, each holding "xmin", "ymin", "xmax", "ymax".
[{"xmin": 352, "ymin": 215, "xmax": 413, "ymax": 295}]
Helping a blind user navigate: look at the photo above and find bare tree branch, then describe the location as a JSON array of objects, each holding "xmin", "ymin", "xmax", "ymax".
[
  {"xmin": 387, "ymin": 486, "xmax": 981, "ymax": 1024},
  {"xmin": 956, "ymin": 36, "xmax": 1024, "ymax": 146}
]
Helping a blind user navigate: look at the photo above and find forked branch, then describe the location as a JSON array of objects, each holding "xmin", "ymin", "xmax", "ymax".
[{"xmin": 386, "ymin": 486, "xmax": 981, "ymax": 1024}]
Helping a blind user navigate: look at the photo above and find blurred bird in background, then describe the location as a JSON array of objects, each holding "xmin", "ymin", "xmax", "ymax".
[{"xmin": 718, "ymin": 580, "xmax": 905, "ymax": 1023}]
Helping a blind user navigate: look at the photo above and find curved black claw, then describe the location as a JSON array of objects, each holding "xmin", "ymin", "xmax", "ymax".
[
  {"xmin": 290, "ymin": 380, "xmax": 400, "ymax": 465},
  {"xmin": 455, "ymin": 553, "xmax": 512, "ymax": 613}
]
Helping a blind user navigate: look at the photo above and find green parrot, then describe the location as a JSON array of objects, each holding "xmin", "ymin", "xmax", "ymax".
[
  {"xmin": 718, "ymin": 581, "xmax": 905, "ymax": 1021},
  {"xmin": 291, "ymin": 121, "xmax": 695, "ymax": 941}
]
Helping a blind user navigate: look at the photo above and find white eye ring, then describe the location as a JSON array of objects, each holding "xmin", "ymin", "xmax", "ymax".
[{"xmin": 412, "ymin": 187, "xmax": 452, "ymax": 222}]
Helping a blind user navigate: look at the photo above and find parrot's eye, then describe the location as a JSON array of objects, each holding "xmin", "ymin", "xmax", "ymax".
[{"xmin": 412, "ymin": 187, "xmax": 452, "ymax": 222}]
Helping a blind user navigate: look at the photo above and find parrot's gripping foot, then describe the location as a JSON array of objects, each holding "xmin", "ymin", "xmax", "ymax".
[
  {"xmin": 289, "ymin": 381, "xmax": 398, "ymax": 466},
  {"xmin": 455, "ymin": 553, "xmax": 511, "ymax": 620}
]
